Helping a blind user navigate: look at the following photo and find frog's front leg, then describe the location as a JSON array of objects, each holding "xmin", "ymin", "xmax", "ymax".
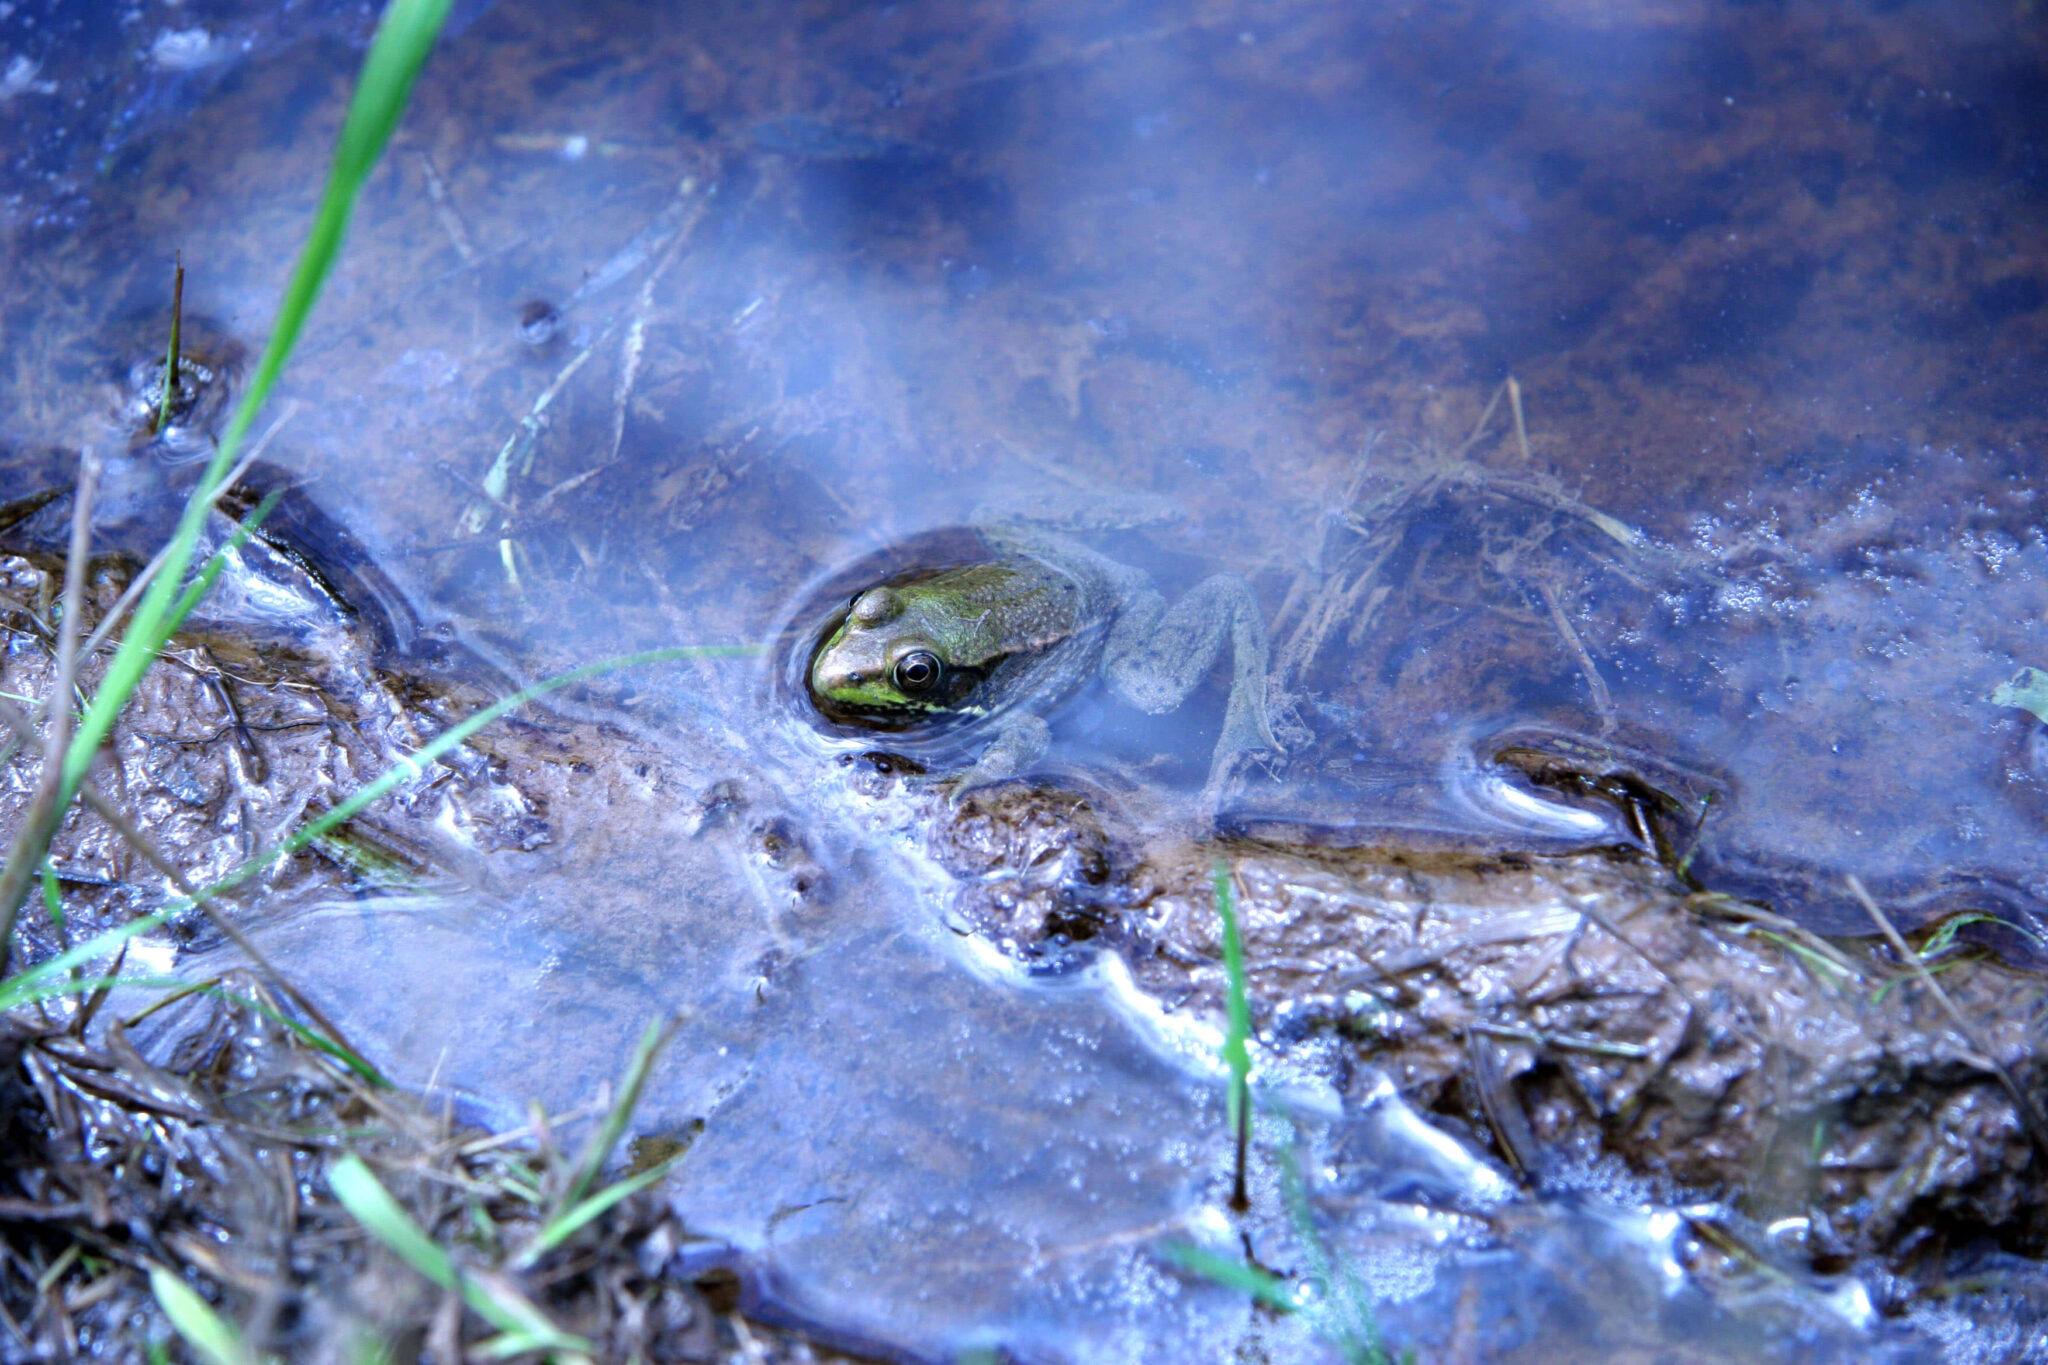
[
  {"xmin": 952, "ymin": 713, "xmax": 1052, "ymax": 797},
  {"xmin": 1103, "ymin": 576, "xmax": 1280, "ymax": 798}
]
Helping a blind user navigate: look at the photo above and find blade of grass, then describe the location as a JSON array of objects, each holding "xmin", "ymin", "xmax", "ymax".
[
  {"xmin": 191, "ymin": 645, "xmax": 755, "ymax": 902},
  {"xmin": 558, "ymin": 1016, "xmax": 670, "ymax": 1212},
  {"xmin": 60, "ymin": 0, "xmax": 453, "ymax": 821},
  {"xmin": 1159, "ymin": 1242, "xmax": 1299, "ymax": 1311},
  {"xmin": 0, "ymin": 911, "xmax": 172, "ymax": 1012},
  {"xmin": 1, "ymin": 972, "xmax": 189, "ymax": 1011},
  {"xmin": 206, "ymin": 985, "xmax": 389, "ymax": 1086},
  {"xmin": 516, "ymin": 1155, "xmax": 681, "ymax": 1269},
  {"xmin": 1849, "ymin": 875, "xmax": 2048, "ymax": 1162},
  {"xmin": 328, "ymin": 1156, "xmax": 588, "ymax": 1355},
  {"xmin": 8, "ymin": 649, "xmax": 744, "ymax": 1080},
  {"xmin": 151, "ymin": 259, "xmax": 186, "ymax": 437},
  {"xmin": 149, "ymin": 1263, "xmax": 253, "ymax": 1365},
  {"xmin": 38, "ymin": 859, "xmax": 64, "ymax": 934},
  {"xmin": 165, "ymin": 489, "xmax": 286, "ymax": 634},
  {"xmin": 1279, "ymin": 1144, "xmax": 1390, "ymax": 1365},
  {"xmin": 73, "ymin": 413, "xmax": 293, "ymax": 669},
  {"xmin": 1213, "ymin": 859, "xmax": 1253, "ymax": 1211},
  {"xmin": 1919, "ymin": 911, "xmax": 2047, "ymax": 957}
]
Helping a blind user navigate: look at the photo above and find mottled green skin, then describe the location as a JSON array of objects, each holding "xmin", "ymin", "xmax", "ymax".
[
  {"xmin": 811, "ymin": 528, "xmax": 1279, "ymax": 799},
  {"xmin": 812, "ymin": 550, "xmax": 1112, "ymax": 722}
]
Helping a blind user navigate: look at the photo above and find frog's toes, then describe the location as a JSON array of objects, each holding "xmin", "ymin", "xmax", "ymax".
[{"xmin": 1267, "ymin": 692, "xmax": 1314, "ymax": 754}]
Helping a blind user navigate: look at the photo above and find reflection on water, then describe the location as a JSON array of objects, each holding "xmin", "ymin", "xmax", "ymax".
[{"xmin": 5, "ymin": 0, "xmax": 2047, "ymax": 1356}]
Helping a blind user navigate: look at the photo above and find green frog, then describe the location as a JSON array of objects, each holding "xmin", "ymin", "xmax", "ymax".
[{"xmin": 809, "ymin": 526, "xmax": 1281, "ymax": 802}]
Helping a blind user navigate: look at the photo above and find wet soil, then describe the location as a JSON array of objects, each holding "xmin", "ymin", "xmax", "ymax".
[
  {"xmin": 936, "ymin": 781, "xmax": 2048, "ymax": 1268},
  {"xmin": 0, "ymin": 540, "xmax": 2039, "ymax": 1356}
]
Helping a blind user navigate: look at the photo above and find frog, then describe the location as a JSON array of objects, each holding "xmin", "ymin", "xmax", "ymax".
[{"xmin": 808, "ymin": 525, "xmax": 1282, "ymax": 805}]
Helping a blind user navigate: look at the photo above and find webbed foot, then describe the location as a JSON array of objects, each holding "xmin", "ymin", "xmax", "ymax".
[{"xmin": 945, "ymin": 713, "xmax": 1052, "ymax": 806}]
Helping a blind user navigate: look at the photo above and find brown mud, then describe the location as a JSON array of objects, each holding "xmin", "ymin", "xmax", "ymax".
[{"xmin": 936, "ymin": 780, "xmax": 2048, "ymax": 1270}]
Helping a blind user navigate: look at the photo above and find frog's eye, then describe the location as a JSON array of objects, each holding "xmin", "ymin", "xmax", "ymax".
[{"xmin": 893, "ymin": 650, "xmax": 942, "ymax": 695}]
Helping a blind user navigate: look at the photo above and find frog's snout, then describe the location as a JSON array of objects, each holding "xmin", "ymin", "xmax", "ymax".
[{"xmin": 811, "ymin": 655, "xmax": 862, "ymax": 697}]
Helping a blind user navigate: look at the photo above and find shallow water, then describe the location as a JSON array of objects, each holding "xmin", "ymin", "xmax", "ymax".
[{"xmin": 4, "ymin": 0, "xmax": 2046, "ymax": 1357}]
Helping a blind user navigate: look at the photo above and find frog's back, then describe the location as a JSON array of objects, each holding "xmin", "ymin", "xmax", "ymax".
[{"xmin": 909, "ymin": 556, "xmax": 1096, "ymax": 668}]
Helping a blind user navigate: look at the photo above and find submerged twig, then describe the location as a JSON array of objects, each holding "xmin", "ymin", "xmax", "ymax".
[
  {"xmin": 412, "ymin": 148, "xmax": 477, "ymax": 264},
  {"xmin": 1536, "ymin": 578, "xmax": 1614, "ymax": 733}
]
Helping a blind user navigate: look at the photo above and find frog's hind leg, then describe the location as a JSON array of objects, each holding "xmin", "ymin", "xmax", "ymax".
[{"xmin": 1103, "ymin": 576, "xmax": 1281, "ymax": 797}]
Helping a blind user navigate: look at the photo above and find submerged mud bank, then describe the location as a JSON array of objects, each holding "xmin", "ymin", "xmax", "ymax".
[
  {"xmin": 0, "ymin": 522, "xmax": 2042, "ymax": 1358},
  {"xmin": 936, "ymin": 782, "xmax": 2048, "ymax": 1271}
]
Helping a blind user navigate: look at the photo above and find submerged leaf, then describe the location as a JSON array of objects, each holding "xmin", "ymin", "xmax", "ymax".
[{"xmin": 1990, "ymin": 667, "xmax": 2048, "ymax": 725}]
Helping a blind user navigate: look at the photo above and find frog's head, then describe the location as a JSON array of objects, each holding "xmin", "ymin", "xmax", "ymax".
[{"xmin": 810, "ymin": 585, "xmax": 986, "ymax": 722}]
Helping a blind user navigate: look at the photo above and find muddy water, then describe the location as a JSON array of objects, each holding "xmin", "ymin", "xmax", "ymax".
[{"xmin": 3, "ymin": 0, "xmax": 2046, "ymax": 1358}]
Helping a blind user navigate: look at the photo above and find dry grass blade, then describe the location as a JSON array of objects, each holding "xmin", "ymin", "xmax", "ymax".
[{"xmin": 0, "ymin": 451, "xmax": 102, "ymax": 971}]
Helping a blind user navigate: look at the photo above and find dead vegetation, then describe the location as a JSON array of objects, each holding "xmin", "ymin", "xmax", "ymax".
[
  {"xmin": 0, "ymin": 501, "xmax": 847, "ymax": 1361},
  {"xmin": 0, "ymin": 979, "xmax": 855, "ymax": 1362}
]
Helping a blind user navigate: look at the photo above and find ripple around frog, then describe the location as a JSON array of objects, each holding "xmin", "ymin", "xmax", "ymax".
[
  {"xmin": 105, "ymin": 311, "xmax": 244, "ymax": 462},
  {"xmin": 772, "ymin": 525, "xmax": 1072, "ymax": 758}
]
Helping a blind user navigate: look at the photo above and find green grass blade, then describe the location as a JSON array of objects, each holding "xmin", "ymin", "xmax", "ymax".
[
  {"xmin": 60, "ymin": 0, "xmax": 453, "ymax": 813},
  {"xmin": 1, "ymin": 973, "xmax": 188, "ymax": 1011},
  {"xmin": 152, "ymin": 261, "xmax": 185, "ymax": 437},
  {"xmin": 475, "ymin": 1331, "xmax": 572, "ymax": 1360},
  {"xmin": 1213, "ymin": 861, "xmax": 1253, "ymax": 1127},
  {"xmin": 1919, "ymin": 911, "xmax": 2047, "ymax": 957},
  {"xmin": 0, "ymin": 911, "xmax": 171, "ymax": 1011},
  {"xmin": 1279, "ymin": 1148, "xmax": 1389, "ymax": 1365},
  {"xmin": 165, "ymin": 490, "xmax": 285, "ymax": 637},
  {"xmin": 1159, "ymin": 1242, "xmax": 1298, "ymax": 1311},
  {"xmin": 329, "ymin": 1155, "xmax": 455, "ymax": 1283},
  {"xmin": 518, "ymin": 1155, "xmax": 680, "ymax": 1269},
  {"xmin": 191, "ymin": 646, "xmax": 754, "ymax": 903},
  {"xmin": 148, "ymin": 1264, "xmax": 248, "ymax": 1365},
  {"xmin": 329, "ymin": 1156, "xmax": 587, "ymax": 1354},
  {"xmin": 559, "ymin": 1016, "xmax": 667, "ymax": 1211},
  {"xmin": 38, "ymin": 859, "xmax": 63, "ymax": 932},
  {"xmin": 1213, "ymin": 859, "xmax": 1254, "ymax": 1207},
  {"xmin": 206, "ymin": 986, "xmax": 389, "ymax": 1087}
]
